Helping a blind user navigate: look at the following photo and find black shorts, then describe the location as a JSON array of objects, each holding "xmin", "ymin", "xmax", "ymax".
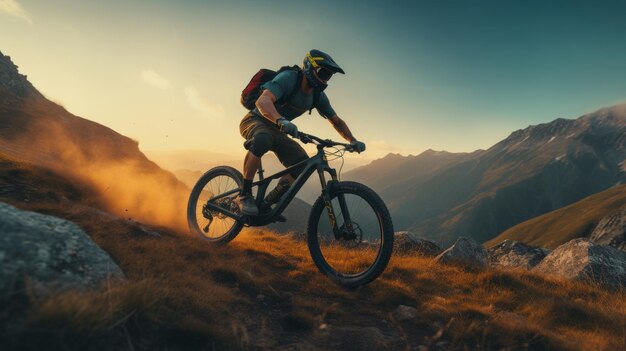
[{"xmin": 239, "ymin": 112, "xmax": 308, "ymax": 173}]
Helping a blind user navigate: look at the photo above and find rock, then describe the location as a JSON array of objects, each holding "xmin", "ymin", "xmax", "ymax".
[
  {"xmin": 488, "ymin": 239, "xmax": 550, "ymax": 269},
  {"xmin": 435, "ymin": 237, "xmax": 488, "ymax": 269},
  {"xmin": 392, "ymin": 304, "xmax": 418, "ymax": 321},
  {"xmin": 0, "ymin": 202, "xmax": 124, "ymax": 296},
  {"xmin": 533, "ymin": 238, "xmax": 626, "ymax": 289},
  {"xmin": 328, "ymin": 326, "xmax": 388, "ymax": 351},
  {"xmin": 394, "ymin": 231, "xmax": 442, "ymax": 256},
  {"xmin": 589, "ymin": 206, "xmax": 626, "ymax": 251}
]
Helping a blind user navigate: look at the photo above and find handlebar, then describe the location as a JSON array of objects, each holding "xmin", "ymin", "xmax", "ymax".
[{"xmin": 294, "ymin": 132, "xmax": 358, "ymax": 153}]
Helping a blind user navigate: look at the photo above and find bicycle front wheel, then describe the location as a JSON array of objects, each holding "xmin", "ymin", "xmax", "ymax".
[
  {"xmin": 187, "ymin": 166, "xmax": 244, "ymax": 243},
  {"xmin": 307, "ymin": 181, "xmax": 394, "ymax": 288}
]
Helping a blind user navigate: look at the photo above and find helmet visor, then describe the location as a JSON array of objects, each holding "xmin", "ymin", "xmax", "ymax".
[{"xmin": 316, "ymin": 67, "xmax": 334, "ymax": 81}]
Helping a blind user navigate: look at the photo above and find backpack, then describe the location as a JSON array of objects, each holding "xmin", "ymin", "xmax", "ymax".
[{"xmin": 240, "ymin": 65, "xmax": 320, "ymax": 114}]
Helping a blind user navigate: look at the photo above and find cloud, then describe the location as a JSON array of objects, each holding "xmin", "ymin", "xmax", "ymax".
[
  {"xmin": 184, "ymin": 87, "xmax": 224, "ymax": 119},
  {"xmin": 0, "ymin": 0, "xmax": 32, "ymax": 24},
  {"xmin": 141, "ymin": 70, "xmax": 170, "ymax": 89}
]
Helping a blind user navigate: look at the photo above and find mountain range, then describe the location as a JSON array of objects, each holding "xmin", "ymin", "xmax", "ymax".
[
  {"xmin": 2, "ymin": 49, "xmax": 625, "ymax": 246},
  {"xmin": 346, "ymin": 105, "xmax": 626, "ymax": 245}
]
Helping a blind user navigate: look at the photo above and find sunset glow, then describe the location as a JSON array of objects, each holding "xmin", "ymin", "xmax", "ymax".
[{"xmin": 2, "ymin": 0, "xmax": 625, "ymax": 163}]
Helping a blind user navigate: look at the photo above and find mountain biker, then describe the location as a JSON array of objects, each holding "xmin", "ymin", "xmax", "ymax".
[{"xmin": 238, "ymin": 49, "xmax": 366, "ymax": 215}]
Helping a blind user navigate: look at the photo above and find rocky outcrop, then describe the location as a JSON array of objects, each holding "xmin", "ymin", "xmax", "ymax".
[
  {"xmin": 435, "ymin": 237, "xmax": 488, "ymax": 269},
  {"xmin": 394, "ymin": 231, "xmax": 442, "ymax": 256},
  {"xmin": 0, "ymin": 202, "xmax": 124, "ymax": 296},
  {"xmin": 488, "ymin": 239, "xmax": 550, "ymax": 269},
  {"xmin": 589, "ymin": 206, "xmax": 626, "ymax": 251},
  {"xmin": 0, "ymin": 51, "xmax": 40, "ymax": 99},
  {"xmin": 533, "ymin": 238, "xmax": 626, "ymax": 289}
]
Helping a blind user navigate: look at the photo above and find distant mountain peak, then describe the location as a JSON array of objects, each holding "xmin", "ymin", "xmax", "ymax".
[
  {"xmin": 502, "ymin": 104, "xmax": 626, "ymax": 149},
  {"xmin": 506, "ymin": 117, "xmax": 577, "ymax": 142},
  {"xmin": 0, "ymin": 51, "xmax": 39, "ymax": 98},
  {"xmin": 381, "ymin": 152, "xmax": 406, "ymax": 159},
  {"xmin": 421, "ymin": 148, "xmax": 450, "ymax": 156}
]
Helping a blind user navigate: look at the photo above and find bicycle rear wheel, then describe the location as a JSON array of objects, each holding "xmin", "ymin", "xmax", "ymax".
[
  {"xmin": 187, "ymin": 166, "xmax": 244, "ymax": 243},
  {"xmin": 307, "ymin": 181, "xmax": 394, "ymax": 288}
]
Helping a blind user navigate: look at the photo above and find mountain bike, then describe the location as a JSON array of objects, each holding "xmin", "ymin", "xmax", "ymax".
[{"xmin": 187, "ymin": 131, "xmax": 394, "ymax": 288}]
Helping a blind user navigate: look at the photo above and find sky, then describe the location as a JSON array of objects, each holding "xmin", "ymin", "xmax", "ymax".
[{"xmin": 2, "ymin": 0, "xmax": 626, "ymax": 161}]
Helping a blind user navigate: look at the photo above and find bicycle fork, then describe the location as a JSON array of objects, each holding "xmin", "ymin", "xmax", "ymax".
[{"xmin": 318, "ymin": 168, "xmax": 353, "ymax": 240}]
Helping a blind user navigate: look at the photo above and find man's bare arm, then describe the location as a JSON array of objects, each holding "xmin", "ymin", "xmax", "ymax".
[
  {"xmin": 329, "ymin": 115, "xmax": 356, "ymax": 142},
  {"xmin": 255, "ymin": 90, "xmax": 282, "ymax": 124}
]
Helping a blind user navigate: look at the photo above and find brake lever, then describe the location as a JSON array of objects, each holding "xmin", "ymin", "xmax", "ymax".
[
  {"xmin": 299, "ymin": 134, "xmax": 313, "ymax": 144},
  {"xmin": 345, "ymin": 144, "xmax": 357, "ymax": 153}
]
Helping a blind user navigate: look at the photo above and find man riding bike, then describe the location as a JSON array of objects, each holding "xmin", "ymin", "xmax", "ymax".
[{"xmin": 238, "ymin": 49, "xmax": 366, "ymax": 215}]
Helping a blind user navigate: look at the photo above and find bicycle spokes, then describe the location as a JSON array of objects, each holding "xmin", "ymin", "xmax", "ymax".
[
  {"xmin": 316, "ymin": 193, "xmax": 383, "ymax": 276},
  {"xmin": 194, "ymin": 175, "xmax": 240, "ymax": 239}
]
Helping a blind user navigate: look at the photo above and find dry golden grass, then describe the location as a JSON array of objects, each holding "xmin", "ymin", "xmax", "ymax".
[
  {"xmin": 1, "ymin": 153, "xmax": 625, "ymax": 350},
  {"xmin": 487, "ymin": 184, "xmax": 626, "ymax": 248},
  {"xmin": 238, "ymin": 232, "xmax": 626, "ymax": 350}
]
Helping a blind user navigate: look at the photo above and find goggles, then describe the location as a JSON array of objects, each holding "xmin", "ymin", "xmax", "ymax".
[{"xmin": 316, "ymin": 67, "xmax": 334, "ymax": 81}]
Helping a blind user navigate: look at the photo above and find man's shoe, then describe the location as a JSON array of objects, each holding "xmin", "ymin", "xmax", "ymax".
[{"xmin": 238, "ymin": 194, "xmax": 259, "ymax": 216}]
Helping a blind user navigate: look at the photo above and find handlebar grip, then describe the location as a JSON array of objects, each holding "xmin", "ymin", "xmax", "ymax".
[{"xmin": 299, "ymin": 134, "xmax": 312, "ymax": 143}]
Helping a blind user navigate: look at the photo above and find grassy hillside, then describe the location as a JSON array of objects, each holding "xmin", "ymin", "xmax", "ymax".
[
  {"xmin": 0, "ymin": 52, "xmax": 189, "ymax": 231},
  {"xmin": 1, "ymin": 152, "xmax": 625, "ymax": 351},
  {"xmin": 486, "ymin": 184, "xmax": 626, "ymax": 248}
]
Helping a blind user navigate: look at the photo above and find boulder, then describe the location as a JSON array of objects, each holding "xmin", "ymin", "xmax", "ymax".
[
  {"xmin": 435, "ymin": 237, "xmax": 488, "ymax": 269},
  {"xmin": 532, "ymin": 238, "xmax": 626, "ymax": 289},
  {"xmin": 392, "ymin": 304, "xmax": 418, "ymax": 321},
  {"xmin": 488, "ymin": 239, "xmax": 550, "ymax": 269},
  {"xmin": 589, "ymin": 206, "xmax": 626, "ymax": 251},
  {"xmin": 0, "ymin": 202, "xmax": 124, "ymax": 296},
  {"xmin": 394, "ymin": 231, "xmax": 442, "ymax": 256}
]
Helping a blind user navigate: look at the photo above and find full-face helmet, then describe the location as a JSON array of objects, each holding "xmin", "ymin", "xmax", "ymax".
[{"xmin": 302, "ymin": 49, "xmax": 345, "ymax": 91}]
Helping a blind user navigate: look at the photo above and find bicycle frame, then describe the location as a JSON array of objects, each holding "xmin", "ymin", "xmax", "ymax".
[{"xmin": 203, "ymin": 143, "xmax": 352, "ymax": 236}]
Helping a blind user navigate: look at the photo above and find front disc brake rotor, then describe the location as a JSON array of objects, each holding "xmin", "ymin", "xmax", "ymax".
[{"xmin": 340, "ymin": 222, "xmax": 363, "ymax": 247}]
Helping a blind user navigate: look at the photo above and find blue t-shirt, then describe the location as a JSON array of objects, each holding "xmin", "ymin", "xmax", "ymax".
[{"xmin": 252, "ymin": 70, "xmax": 336, "ymax": 121}]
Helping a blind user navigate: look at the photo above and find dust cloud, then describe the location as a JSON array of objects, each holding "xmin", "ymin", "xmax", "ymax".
[{"xmin": 14, "ymin": 116, "xmax": 191, "ymax": 232}]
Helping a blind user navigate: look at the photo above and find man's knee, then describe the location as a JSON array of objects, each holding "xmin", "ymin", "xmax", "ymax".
[
  {"xmin": 249, "ymin": 133, "xmax": 273, "ymax": 157},
  {"xmin": 283, "ymin": 154, "xmax": 308, "ymax": 179}
]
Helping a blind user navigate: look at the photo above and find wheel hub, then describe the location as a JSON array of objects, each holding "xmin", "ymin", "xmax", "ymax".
[{"xmin": 339, "ymin": 222, "xmax": 363, "ymax": 247}]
